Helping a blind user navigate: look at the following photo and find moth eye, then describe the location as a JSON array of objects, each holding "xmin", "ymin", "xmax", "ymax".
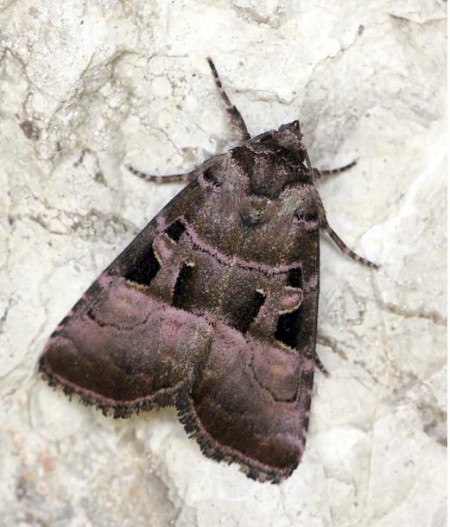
[
  {"xmin": 165, "ymin": 219, "xmax": 186, "ymax": 242},
  {"xmin": 228, "ymin": 289, "xmax": 266, "ymax": 333},
  {"xmin": 202, "ymin": 167, "xmax": 222, "ymax": 188},
  {"xmin": 172, "ymin": 262, "xmax": 196, "ymax": 309},
  {"xmin": 275, "ymin": 306, "xmax": 302, "ymax": 349},
  {"xmin": 258, "ymin": 133, "xmax": 273, "ymax": 143},
  {"xmin": 294, "ymin": 209, "xmax": 318, "ymax": 222},
  {"xmin": 124, "ymin": 244, "xmax": 161, "ymax": 286},
  {"xmin": 286, "ymin": 267, "xmax": 302, "ymax": 288}
]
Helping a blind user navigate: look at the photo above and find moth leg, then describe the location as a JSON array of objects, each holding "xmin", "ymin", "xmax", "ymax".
[
  {"xmin": 306, "ymin": 350, "xmax": 329, "ymax": 377},
  {"xmin": 207, "ymin": 57, "xmax": 251, "ymax": 142},
  {"xmin": 315, "ymin": 191, "xmax": 379, "ymax": 269},
  {"xmin": 313, "ymin": 160, "xmax": 357, "ymax": 181},
  {"xmin": 314, "ymin": 353, "xmax": 329, "ymax": 377},
  {"xmin": 126, "ymin": 164, "xmax": 195, "ymax": 184},
  {"xmin": 322, "ymin": 222, "xmax": 379, "ymax": 269}
]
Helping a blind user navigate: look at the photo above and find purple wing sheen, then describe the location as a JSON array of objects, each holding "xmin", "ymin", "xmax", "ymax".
[{"xmin": 40, "ymin": 134, "xmax": 320, "ymax": 482}]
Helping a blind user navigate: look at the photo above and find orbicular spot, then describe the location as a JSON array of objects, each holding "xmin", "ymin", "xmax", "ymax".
[
  {"xmin": 275, "ymin": 306, "xmax": 302, "ymax": 349},
  {"xmin": 286, "ymin": 267, "xmax": 302, "ymax": 288},
  {"xmin": 124, "ymin": 244, "xmax": 160, "ymax": 286},
  {"xmin": 173, "ymin": 263, "xmax": 196, "ymax": 310},
  {"xmin": 165, "ymin": 219, "xmax": 186, "ymax": 242},
  {"xmin": 228, "ymin": 290, "xmax": 266, "ymax": 333}
]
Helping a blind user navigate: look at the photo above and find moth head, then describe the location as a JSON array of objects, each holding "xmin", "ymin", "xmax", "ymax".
[
  {"xmin": 278, "ymin": 120, "xmax": 302, "ymax": 139},
  {"xmin": 275, "ymin": 121, "xmax": 311, "ymax": 172},
  {"xmin": 240, "ymin": 120, "xmax": 312, "ymax": 199},
  {"xmin": 277, "ymin": 120, "xmax": 304, "ymax": 147},
  {"xmin": 275, "ymin": 121, "xmax": 307, "ymax": 155}
]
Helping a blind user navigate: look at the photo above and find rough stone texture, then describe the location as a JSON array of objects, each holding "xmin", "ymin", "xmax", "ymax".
[{"xmin": 0, "ymin": 1, "xmax": 446, "ymax": 526}]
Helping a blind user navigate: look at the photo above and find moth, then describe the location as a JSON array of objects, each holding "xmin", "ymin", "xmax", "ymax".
[{"xmin": 39, "ymin": 58, "xmax": 378, "ymax": 483}]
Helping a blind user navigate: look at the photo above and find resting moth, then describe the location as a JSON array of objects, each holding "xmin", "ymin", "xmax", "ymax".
[{"xmin": 38, "ymin": 58, "xmax": 379, "ymax": 483}]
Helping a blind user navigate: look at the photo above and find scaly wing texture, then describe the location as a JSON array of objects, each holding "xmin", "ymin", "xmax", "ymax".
[{"xmin": 39, "ymin": 152, "xmax": 319, "ymax": 482}]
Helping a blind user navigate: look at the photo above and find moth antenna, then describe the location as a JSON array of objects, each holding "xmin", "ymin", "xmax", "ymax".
[
  {"xmin": 313, "ymin": 160, "xmax": 358, "ymax": 181},
  {"xmin": 126, "ymin": 164, "xmax": 194, "ymax": 184},
  {"xmin": 303, "ymin": 148, "xmax": 313, "ymax": 170},
  {"xmin": 207, "ymin": 57, "xmax": 251, "ymax": 142}
]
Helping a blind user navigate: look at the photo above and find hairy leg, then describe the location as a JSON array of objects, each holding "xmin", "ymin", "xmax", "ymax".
[{"xmin": 314, "ymin": 189, "xmax": 379, "ymax": 269}]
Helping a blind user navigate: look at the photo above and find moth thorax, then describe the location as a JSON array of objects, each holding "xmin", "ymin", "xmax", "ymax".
[{"xmin": 249, "ymin": 154, "xmax": 305, "ymax": 199}]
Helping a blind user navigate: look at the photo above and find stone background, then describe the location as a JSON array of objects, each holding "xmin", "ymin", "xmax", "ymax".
[{"xmin": 0, "ymin": 1, "xmax": 446, "ymax": 526}]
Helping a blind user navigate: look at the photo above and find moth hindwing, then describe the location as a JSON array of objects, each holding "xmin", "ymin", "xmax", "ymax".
[{"xmin": 39, "ymin": 58, "xmax": 378, "ymax": 483}]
